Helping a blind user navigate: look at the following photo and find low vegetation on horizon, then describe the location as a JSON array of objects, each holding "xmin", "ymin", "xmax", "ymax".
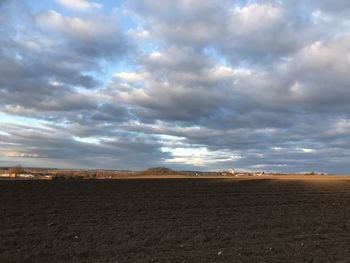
[{"xmin": 0, "ymin": 165, "xmax": 333, "ymax": 180}]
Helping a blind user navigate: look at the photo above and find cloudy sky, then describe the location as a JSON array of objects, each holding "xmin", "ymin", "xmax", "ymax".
[{"xmin": 1, "ymin": 0, "xmax": 350, "ymax": 173}]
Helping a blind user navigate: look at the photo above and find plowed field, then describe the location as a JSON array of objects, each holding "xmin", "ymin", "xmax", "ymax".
[{"xmin": 1, "ymin": 178, "xmax": 349, "ymax": 262}]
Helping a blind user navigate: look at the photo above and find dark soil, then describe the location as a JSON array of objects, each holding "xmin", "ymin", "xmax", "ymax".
[{"xmin": 0, "ymin": 179, "xmax": 349, "ymax": 262}]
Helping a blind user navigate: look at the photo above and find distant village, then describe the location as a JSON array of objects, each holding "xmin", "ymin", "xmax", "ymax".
[{"xmin": 0, "ymin": 165, "xmax": 327, "ymax": 180}]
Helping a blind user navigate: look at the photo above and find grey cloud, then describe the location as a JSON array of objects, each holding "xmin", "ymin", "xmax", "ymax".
[
  {"xmin": 0, "ymin": 123, "xmax": 170, "ymax": 170},
  {"xmin": 310, "ymin": 0, "xmax": 350, "ymax": 13},
  {"xmin": 109, "ymin": 47, "xmax": 234, "ymax": 122},
  {"xmin": 0, "ymin": 1, "xmax": 131, "ymax": 122},
  {"xmin": 33, "ymin": 10, "xmax": 129, "ymax": 59},
  {"xmin": 128, "ymin": 1, "xmax": 319, "ymax": 64},
  {"xmin": 1, "ymin": 0, "xmax": 350, "ymax": 173}
]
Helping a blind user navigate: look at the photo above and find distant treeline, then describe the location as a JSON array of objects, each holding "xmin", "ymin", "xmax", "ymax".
[
  {"xmin": 0, "ymin": 166, "xmax": 185, "ymax": 180},
  {"xmin": 2, "ymin": 166, "xmax": 311, "ymax": 180}
]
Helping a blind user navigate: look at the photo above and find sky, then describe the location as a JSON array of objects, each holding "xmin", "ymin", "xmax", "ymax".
[{"xmin": 1, "ymin": 0, "xmax": 350, "ymax": 173}]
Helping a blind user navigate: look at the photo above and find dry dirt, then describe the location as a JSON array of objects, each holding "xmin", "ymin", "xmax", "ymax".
[{"xmin": 0, "ymin": 178, "xmax": 350, "ymax": 262}]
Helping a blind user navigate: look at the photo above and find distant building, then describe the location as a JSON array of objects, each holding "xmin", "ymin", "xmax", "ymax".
[
  {"xmin": 219, "ymin": 169, "xmax": 235, "ymax": 176},
  {"xmin": 18, "ymin": 174, "xmax": 35, "ymax": 178},
  {"xmin": 9, "ymin": 165, "xmax": 25, "ymax": 178}
]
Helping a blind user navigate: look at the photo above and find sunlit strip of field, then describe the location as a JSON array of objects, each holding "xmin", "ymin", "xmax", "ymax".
[{"xmin": 107, "ymin": 174, "xmax": 350, "ymax": 180}]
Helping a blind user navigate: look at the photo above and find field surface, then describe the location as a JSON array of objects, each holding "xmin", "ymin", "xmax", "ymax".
[{"xmin": 0, "ymin": 178, "xmax": 350, "ymax": 262}]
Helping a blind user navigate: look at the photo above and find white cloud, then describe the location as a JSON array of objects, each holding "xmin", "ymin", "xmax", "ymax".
[
  {"xmin": 301, "ymin": 148, "xmax": 316, "ymax": 153},
  {"xmin": 35, "ymin": 10, "xmax": 108, "ymax": 39},
  {"xmin": 56, "ymin": 0, "xmax": 102, "ymax": 11},
  {"xmin": 233, "ymin": 3, "xmax": 283, "ymax": 34},
  {"xmin": 73, "ymin": 136, "xmax": 100, "ymax": 144},
  {"xmin": 163, "ymin": 146, "xmax": 242, "ymax": 166},
  {"xmin": 114, "ymin": 72, "xmax": 145, "ymax": 83},
  {"xmin": 2, "ymin": 151, "xmax": 41, "ymax": 158},
  {"xmin": 327, "ymin": 119, "xmax": 350, "ymax": 136}
]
